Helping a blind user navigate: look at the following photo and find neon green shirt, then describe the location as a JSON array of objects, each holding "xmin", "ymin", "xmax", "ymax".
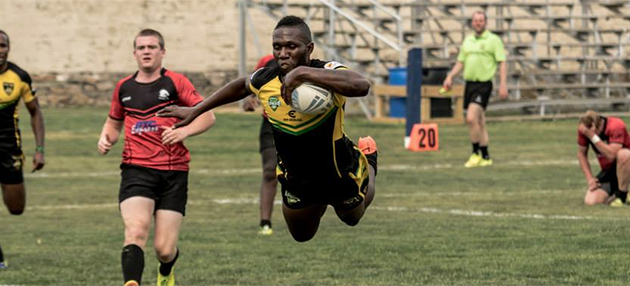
[{"xmin": 457, "ymin": 30, "xmax": 506, "ymax": 82}]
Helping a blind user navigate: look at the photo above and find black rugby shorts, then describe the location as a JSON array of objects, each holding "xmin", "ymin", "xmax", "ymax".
[{"xmin": 118, "ymin": 164, "xmax": 189, "ymax": 215}]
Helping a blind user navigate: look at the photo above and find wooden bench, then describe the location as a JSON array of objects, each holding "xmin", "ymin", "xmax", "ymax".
[{"xmin": 372, "ymin": 84, "xmax": 465, "ymax": 124}]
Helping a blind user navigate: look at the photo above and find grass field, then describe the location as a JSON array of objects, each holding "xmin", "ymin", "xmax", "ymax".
[{"xmin": 1, "ymin": 106, "xmax": 630, "ymax": 286}]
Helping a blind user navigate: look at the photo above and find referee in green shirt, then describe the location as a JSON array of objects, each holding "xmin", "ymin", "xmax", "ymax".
[{"xmin": 443, "ymin": 11, "xmax": 508, "ymax": 168}]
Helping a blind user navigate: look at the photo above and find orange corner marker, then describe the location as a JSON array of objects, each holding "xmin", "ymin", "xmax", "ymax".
[{"xmin": 408, "ymin": 123, "xmax": 439, "ymax": 152}]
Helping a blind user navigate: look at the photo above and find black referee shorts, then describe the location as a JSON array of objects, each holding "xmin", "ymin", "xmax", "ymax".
[{"xmin": 464, "ymin": 81, "xmax": 493, "ymax": 110}]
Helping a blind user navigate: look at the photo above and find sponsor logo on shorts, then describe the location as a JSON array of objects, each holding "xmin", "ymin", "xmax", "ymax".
[
  {"xmin": 3, "ymin": 82, "xmax": 14, "ymax": 95},
  {"xmin": 342, "ymin": 196, "xmax": 361, "ymax": 206},
  {"xmin": 475, "ymin": 95, "xmax": 482, "ymax": 103},
  {"xmin": 131, "ymin": 120, "xmax": 159, "ymax": 135},
  {"xmin": 122, "ymin": 96, "xmax": 131, "ymax": 102},
  {"xmin": 285, "ymin": 191, "xmax": 301, "ymax": 205},
  {"xmin": 12, "ymin": 155, "xmax": 22, "ymax": 170},
  {"xmin": 268, "ymin": 96, "xmax": 281, "ymax": 111},
  {"xmin": 360, "ymin": 183, "xmax": 368, "ymax": 195}
]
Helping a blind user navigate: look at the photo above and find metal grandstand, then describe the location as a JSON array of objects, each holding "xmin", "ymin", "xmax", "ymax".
[{"xmin": 239, "ymin": 0, "xmax": 630, "ymax": 118}]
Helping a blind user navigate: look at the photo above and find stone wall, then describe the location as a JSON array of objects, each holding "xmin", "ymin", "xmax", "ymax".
[
  {"xmin": 32, "ymin": 70, "xmax": 238, "ymax": 107},
  {"xmin": 2, "ymin": 0, "xmax": 277, "ymax": 106}
]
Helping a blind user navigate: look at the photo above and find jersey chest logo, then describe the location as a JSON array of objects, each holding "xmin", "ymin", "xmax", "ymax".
[
  {"xmin": 268, "ymin": 96, "xmax": 281, "ymax": 111},
  {"xmin": 3, "ymin": 82, "xmax": 14, "ymax": 96},
  {"xmin": 159, "ymin": 89, "xmax": 170, "ymax": 101}
]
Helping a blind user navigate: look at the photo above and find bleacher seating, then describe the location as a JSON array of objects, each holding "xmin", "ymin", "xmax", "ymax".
[
  {"xmin": 248, "ymin": 0, "xmax": 630, "ymax": 117},
  {"xmin": 410, "ymin": 0, "xmax": 630, "ymax": 105}
]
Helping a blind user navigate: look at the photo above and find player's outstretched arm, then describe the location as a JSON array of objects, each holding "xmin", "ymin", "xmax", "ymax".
[
  {"xmin": 25, "ymin": 98, "xmax": 45, "ymax": 172},
  {"xmin": 281, "ymin": 66, "xmax": 370, "ymax": 103},
  {"xmin": 98, "ymin": 117, "xmax": 123, "ymax": 155},
  {"xmin": 161, "ymin": 111, "xmax": 216, "ymax": 145},
  {"xmin": 158, "ymin": 76, "xmax": 251, "ymax": 128}
]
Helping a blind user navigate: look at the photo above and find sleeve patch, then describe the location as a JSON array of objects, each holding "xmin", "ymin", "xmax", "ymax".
[
  {"xmin": 250, "ymin": 68, "xmax": 264, "ymax": 81},
  {"xmin": 324, "ymin": 61, "xmax": 346, "ymax": 70}
]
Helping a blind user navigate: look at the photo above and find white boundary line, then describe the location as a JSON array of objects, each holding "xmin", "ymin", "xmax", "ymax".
[
  {"xmin": 381, "ymin": 159, "xmax": 580, "ymax": 171},
  {"xmin": 23, "ymin": 159, "xmax": 584, "ymax": 179},
  {"xmin": 19, "ymin": 159, "xmax": 607, "ymax": 221},
  {"xmin": 26, "ymin": 198, "xmax": 616, "ymax": 221},
  {"xmin": 380, "ymin": 188, "xmax": 569, "ymax": 198},
  {"xmin": 373, "ymin": 206, "xmax": 595, "ymax": 220}
]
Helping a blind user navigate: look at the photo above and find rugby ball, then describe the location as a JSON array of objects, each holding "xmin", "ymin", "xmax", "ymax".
[{"xmin": 291, "ymin": 82, "xmax": 334, "ymax": 114}]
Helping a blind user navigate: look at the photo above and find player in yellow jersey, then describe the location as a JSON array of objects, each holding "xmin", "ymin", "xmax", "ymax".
[
  {"xmin": 0, "ymin": 30, "xmax": 46, "ymax": 268},
  {"xmin": 158, "ymin": 16, "xmax": 377, "ymax": 242}
]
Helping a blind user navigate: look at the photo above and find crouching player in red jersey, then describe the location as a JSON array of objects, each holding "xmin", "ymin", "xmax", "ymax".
[
  {"xmin": 97, "ymin": 29, "xmax": 215, "ymax": 286},
  {"xmin": 158, "ymin": 16, "xmax": 377, "ymax": 242},
  {"xmin": 577, "ymin": 110, "xmax": 630, "ymax": 206}
]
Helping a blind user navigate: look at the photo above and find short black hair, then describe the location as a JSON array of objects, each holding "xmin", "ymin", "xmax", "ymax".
[
  {"xmin": 0, "ymin": 30, "xmax": 9, "ymax": 47},
  {"xmin": 274, "ymin": 15, "xmax": 312, "ymax": 44},
  {"xmin": 134, "ymin": 28, "xmax": 165, "ymax": 49}
]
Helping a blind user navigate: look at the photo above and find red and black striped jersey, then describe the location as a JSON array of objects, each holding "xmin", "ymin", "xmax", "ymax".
[
  {"xmin": 578, "ymin": 116, "xmax": 630, "ymax": 170},
  {"xmin": 109, "ymin": 68, "xmax": 203, "ymax": 171}
]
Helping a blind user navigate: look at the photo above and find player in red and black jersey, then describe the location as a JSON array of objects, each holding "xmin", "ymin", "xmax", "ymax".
[
  {"xmin": 97, "ymin": 29, "xmax": 215, "ymax": 286},
  {"xmin": 0, "ymin": 30, "xmax": 46, "ymax": 269},
  {"xmin": 577, "ymin": 110, "xmax": 630, "ymax": 206},
  {"xmin": 158, "ymin": 16, "xmax": 377, "ymax": 243},
  {"xmin": 242, "ymin": 54, "xmax": 279, "ymax": 235}
]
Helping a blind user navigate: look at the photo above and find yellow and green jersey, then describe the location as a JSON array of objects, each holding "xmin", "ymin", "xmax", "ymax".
[
  {"xmin": 0, "ymin": 62, "xmax": 35, "ymax": 146},
  {"xmin": 249, "ymin": 59, "xmax": 358, "ymax": 182},
  {"xmin": 457, "ymin": 30, "xmax": 506, "ymax": 82}
]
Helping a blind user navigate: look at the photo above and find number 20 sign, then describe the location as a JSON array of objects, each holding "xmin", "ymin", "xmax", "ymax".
[{"xmin": 407, "ymin": 123, "xmax": 439, "ymax": 152}]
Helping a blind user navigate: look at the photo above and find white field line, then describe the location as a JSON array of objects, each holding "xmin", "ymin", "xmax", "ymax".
[
  {"xmin": 24, "ymin": 159, "xmax": 582, "ymax": 179},
  {"xmin": 381, "ymin": 159, "xmax": 580, "ymax": 171},
  {"xmin": 20, "ymin": 159, "xmax": 600, "ymax": 221},
  {"xmin": 373, "ymin": 206, "xmax": 594, "ymax": 220},
  {"xmin": 380, "ymin": 189, "xmax": 569, "ymax": 198},
  {"xmin": 24, "ymin": 168, "xmax": 261, "ymax": 178},
  {"xmin": 26, "ymin": 198, "xmax": 609, "ymax": 221}
]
